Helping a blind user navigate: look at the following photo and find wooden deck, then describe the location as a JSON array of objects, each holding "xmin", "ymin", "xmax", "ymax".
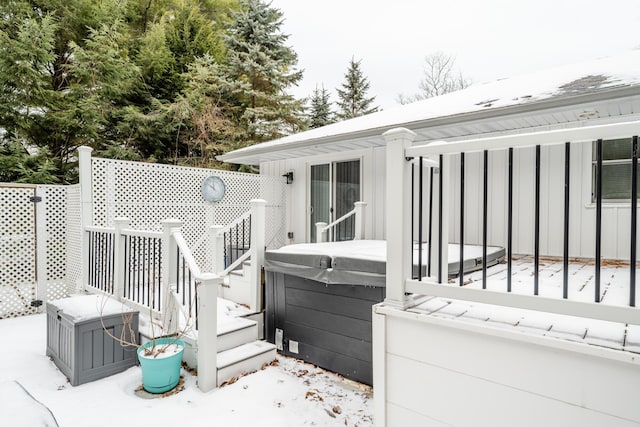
[{"xmin": 411, "ymin": 256, "xmax": 640, "ymax": 354}]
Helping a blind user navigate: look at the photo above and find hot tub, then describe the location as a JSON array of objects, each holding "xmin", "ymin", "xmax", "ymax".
[{"xmin": 264, "ymin": 240, "xmax": 504, "ymax": 385}]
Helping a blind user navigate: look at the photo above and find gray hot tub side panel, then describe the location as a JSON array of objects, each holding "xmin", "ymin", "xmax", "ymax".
[{"xmin": 265, "ymin": 271, "xmax": 383, "ymax": 385}]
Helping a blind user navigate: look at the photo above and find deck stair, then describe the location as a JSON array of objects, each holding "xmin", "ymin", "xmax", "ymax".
[{"xmin": 140, "ymin": 308, "xmax": 275, "ymax": 386}]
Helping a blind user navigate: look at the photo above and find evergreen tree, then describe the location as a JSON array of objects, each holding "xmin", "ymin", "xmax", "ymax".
[
  {"xmin": 223, "ymin": 0, "xmax": 304, "ymax": 145},
  {"xmin": 336, "ymin": 57, "xmax": 378, "ymax": 120},
  {"xmin": 0, "ymin": 0, "xmax": 147, "ymax": 182},
  {"xmin": 308, "ymin": 85, "xmax": 335, "ymax": 129}
]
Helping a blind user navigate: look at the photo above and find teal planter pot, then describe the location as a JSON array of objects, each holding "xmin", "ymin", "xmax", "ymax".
[{"xmin": 137, "ymin": 338, "xmax": 185, "ymax": 393}]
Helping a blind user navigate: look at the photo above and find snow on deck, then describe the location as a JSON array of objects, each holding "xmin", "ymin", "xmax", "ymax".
[{"xmin": 410, "ymin": 255, "xmax": 640, "ymax": 354}]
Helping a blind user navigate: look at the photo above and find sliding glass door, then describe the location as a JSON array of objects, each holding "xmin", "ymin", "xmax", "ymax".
[{"xmin": 310, "ymin": 159, "xmax": 360, "ymax": 242}]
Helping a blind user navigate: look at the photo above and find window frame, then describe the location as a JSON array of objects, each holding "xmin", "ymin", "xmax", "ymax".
[{"xmin": 591, "ymin": 138, "xmax": 640, "ymax": 203}]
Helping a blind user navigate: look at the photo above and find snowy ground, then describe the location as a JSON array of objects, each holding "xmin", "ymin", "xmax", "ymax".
[{"xmin": 0, "ymin": 313, "xmax": 373, "ymax": 427}]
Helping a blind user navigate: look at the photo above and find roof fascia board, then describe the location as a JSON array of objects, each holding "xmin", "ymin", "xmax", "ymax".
[{"xmin": 220, "ymin": 86, "xmax": 640, "ymax": 165}]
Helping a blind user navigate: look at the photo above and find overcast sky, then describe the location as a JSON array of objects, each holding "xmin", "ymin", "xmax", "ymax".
[{"xmin": 270, "ymin": 0, "xmax": 640, "ymax": 110}]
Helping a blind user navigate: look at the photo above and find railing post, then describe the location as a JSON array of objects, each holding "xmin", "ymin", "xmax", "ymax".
[
  {"xmin": 113, "ymin": 218, "xmax": 130, "ymax": 301},
  {"xmin": 354, "ymin": 202, "xmax": 367, "ymax": 240},
  {"xmin": 315, "ymin": 222, "xmax": 327, "ymax": 243},
  {"xmin": 383, "ymin": 128, "xmax": 416, "ymax": 308},
  {"xmin": 78, "ymin": 146, "xmax": 93, "ymax": 291},
  {"xmin": 209, "ymin": 225, "xmax": 225, "ymax": 274},
  {"xmin": 197, "ymin": 273, "xmax": 219, "ymax": 392},
  {"xmin": 249, "ymin": 199, "xmax": 266, "ymax": 312},
  {"xmin": 161, "ymin": 219, "xmax": 183, "ymax": 335}
]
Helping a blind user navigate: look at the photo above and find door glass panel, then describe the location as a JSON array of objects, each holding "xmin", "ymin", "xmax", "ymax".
[
  {"xmin": 310, "ymin": 164, "xmax": 330, "ymax": 242},
  {"xmin": 334, "ymin": 160, "xmax": 360, "ymax": 241}
]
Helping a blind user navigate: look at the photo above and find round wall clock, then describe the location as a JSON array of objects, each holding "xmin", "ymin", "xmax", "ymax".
[{"xmin": 201, "ymin": 175, "xmax": 226, "ymax": 202}]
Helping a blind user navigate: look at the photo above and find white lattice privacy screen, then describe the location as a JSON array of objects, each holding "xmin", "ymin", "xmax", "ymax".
[
  {"xmin": 65, "ymin": 185, "xmax": 83, "ymax": 294},
  {"xmin": 0, "ymin": 184, "xmax": 78, "ymax": 318},
  {"xmin": 91, "ymin": 158, "xmax": 287, "ymax": 270}
]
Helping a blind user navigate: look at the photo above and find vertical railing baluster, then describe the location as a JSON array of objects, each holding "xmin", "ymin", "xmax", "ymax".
[
  {"xmin": 418, "ymin": 157, "xmax": 423, "ymax": 281},
  {"xmin": 101, "ymin": 232, "xmax": 106, "ymax": 291},
  {"xmin": 125, "ymin": 235, "xmax": 129, "ymax": 299},
  {"xmin": 563, "ymin": 142, "xmax": 571, "ymax": 299},
  {"xmin": 428, "ymin": 168, "xmax": 434, "ymax": 278},
  {"xmin": 438, "ymin": 154, "xmax": 443, "ymax": 283},
  {"xmin": 152, "ymin": 238, "xmax": 157, "ymax": 310},
  {"xmin": 110, "ymin": 233, "xmax": 115, "ymax": 293},
  {"xmin": 181, "ymin": 250, "xmax": 186, "ymax": 305},
  {"xmin": 534, "ymin": 145, "xmax": 540, "ymax": 296},
  {"xmin": 482, "ymin": 150, "xmax": 488, "ymax": 289},
  {"xmin": 223, "ymin": 231, "xmax": 228, "ymax": 268},
  {"xmin": 411, "ymin": 163, "xmax": 415, "ymax": 279},
  {"xmin": 595, "ymin": 139, "xmax": 603, "ymax": 303},
  {"xmin": 242, "ymin": 218, "xmax": 246, "ymax": 255},
  {"xmin": 507, "ymin": 148, "xmax": 513, "ymax": 293},
  {"xmin": 235, "ymin": 223, "xmax": 239, "ymax": 265},
  {"xmin": 157, "ymin": 239, "xmax": 162, "ymax": 309},
  {"xmin": 188, "ymin": 268, "xmax": 192, "ymax": 317},
  {"xmin": 632, "ymin": 136, "xmax": 638, "ymax": 307},
  {"xmin": 141, "ymin": 237, "xmax": 146, "ymax": 305},
  {"xmin": 88, "ymin": 232, "xmax": 93, "ymax": 288},
  {"xmin": 459, "ymin": 152, "xmax": 465, "ymax": 285}
]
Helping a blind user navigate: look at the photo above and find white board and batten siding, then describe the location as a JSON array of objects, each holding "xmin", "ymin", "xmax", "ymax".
[
  {"xmin": 373, "ymin": 305, "xmax": 640, "ymax": 427},
  {"xmin": 450, "ymin": 141, "xmax": 640, "ymax": 260},
  {"xmin": 260, "ymin": 146, "xmax": 388, "ymax": 244},
  {"xmin": 262, "ymin": 141, "xmax": 639, "ymax": 259}
]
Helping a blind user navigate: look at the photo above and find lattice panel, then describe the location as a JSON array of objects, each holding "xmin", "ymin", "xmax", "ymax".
[
  {"xmin": 65, "ymin": 185, "xmax": 82, "ymax": 294},
  {"xmin": 0, "ymin": 186, "xmax": 37, "ymax": 318},
  {"xmin": 91, "ymin": 158, "xmax": 287, "ymax": 271},
  {"xmin": 41, "ymin": 185, "xmax": 69, "ymax": 301}
]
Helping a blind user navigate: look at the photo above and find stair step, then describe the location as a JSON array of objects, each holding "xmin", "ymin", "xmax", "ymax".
[
  {"xmin": 217, "ymin": 341, "xmax": 277, "ymax": 385},
  {"xmin": 218, "ymin": 317, "xmax": 258, "ymax": 352},
  {"xmin": 229, "ymin": 270, "xmax": 244, "ymax": 277}
]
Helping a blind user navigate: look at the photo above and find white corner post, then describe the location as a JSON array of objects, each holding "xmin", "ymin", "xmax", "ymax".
[
  {"xmin": 249, "ymin": 199, "xmax": 266, "ymax": 312},
  {"xmin": 315, "ymin": 222, "xmax": 327, "ymax": 243},
  {"xmin": 161, "ymin": 219, "xmax": 183, "ymax": 335},
  {"xmin": 197, "ymin": 273, "xmax": 219, "ymax": 392},
  {"xmin": 383, "ymin": 128, "xmax": 416, "ymax": 308},
  {"xmin": 113, "ymin": 217, "xmax": 130, "ymax": 301},
  {"xmin": 78, "ymin": 146, "xmax": 93, "ymax": 291},
  {"xmin": 354, "ymin": 201, "xmax": 367, "ymax": 240}
]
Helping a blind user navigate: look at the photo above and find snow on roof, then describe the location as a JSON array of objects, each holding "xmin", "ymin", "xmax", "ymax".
[{"xmin": 221, "ymin": 50, "xmax": 640, "ymax": 163}]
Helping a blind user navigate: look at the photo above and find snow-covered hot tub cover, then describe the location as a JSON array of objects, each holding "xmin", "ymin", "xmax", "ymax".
[
  {"xmin": 264, "ymin": 240, "xmax": 388, "ymax": 287},
  {"xmin": 264, "ymin": 240, "xmax": 506, "ymax": 286}
]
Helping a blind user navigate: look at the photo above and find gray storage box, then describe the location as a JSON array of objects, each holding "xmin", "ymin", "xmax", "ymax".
[{"xmin": 46, "ymin": 295, "xmax": 139, "ymax": 386}]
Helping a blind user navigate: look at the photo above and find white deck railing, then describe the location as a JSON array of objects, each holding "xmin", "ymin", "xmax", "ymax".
[
  {"xmin": 315, "ymin": 201, "xmax": 367, "ymax": 243},
  {"xmin": 84, "ymin": 218, "xmax": 220, "ymax": 392},
  {"xmin": 383, "ymin": 124, "xmax": 640, "ymax": 326}
]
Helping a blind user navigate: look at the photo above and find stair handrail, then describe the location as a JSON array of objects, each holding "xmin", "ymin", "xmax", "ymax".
[
  {"xmin": 210, "ymin": 199, "xmax": 266, "ymax": 312},
  {"xmin": 161, "ymin": 220, "xmax": 219, "ymax": 392},
  {"xmin": 315, "ymin": 201, "xmax": 367, "ymax": 243}
]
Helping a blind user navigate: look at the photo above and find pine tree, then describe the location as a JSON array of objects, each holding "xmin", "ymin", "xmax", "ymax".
[
  {"xmin": 308, "ymin": 85, "xmax": 334, "ymax": 129},
  {"xmin": 224, "ymin": 0, "xmax": 304, "ymax": 145},
  {"xmin": 336, "ymin": 57, "xmax": 378, "ymax": 120}
]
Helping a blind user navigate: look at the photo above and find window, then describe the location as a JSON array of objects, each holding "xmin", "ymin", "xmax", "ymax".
[{"xmin": 592, "ymin": 138, "xmax": 639, "ymax": 202}]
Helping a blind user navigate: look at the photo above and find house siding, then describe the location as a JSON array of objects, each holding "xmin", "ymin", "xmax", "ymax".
[{"xmin": 261, "ymin": 140, "xmax": 639, "ymax": 259}]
